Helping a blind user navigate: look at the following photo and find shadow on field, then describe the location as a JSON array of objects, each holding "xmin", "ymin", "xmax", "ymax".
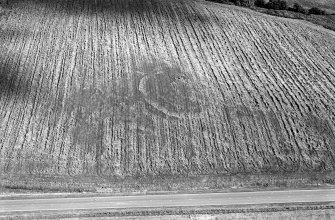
[
  {"xmin": 0, "ymin": 26, "xmax": 35, "ymax": 100},
  {"xmin": 10, "ymin": 0, "xmax": 158, "ymax": 15},
  {"xmin": 10, "ymin": 0, "xmax": 213, "ymax": 24},
  {"xmin": 0, "ymin": 61, "xmax": 32, "ymax": 100}
]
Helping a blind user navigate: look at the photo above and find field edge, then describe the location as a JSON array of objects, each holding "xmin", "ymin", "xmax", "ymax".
[
  {"xmin": 1, "ymin": 171, "xmax": 334, "ymax": 194},
  {"xmin": 1, "ymin": 202, "xmax": 334, "ymax": 219}
]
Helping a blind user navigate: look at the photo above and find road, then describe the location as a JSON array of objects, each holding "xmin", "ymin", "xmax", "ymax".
[{"xmin": 1, "ymin": 189, "xmax": 334, "ymax": 213}]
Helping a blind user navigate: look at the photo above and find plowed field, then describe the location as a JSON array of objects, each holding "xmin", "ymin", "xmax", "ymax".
[{"xmin": 1, "ymin": 0, "xmax": 335, "ymax": 191}]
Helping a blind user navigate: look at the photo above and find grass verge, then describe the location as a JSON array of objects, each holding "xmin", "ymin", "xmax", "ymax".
[
  {"xmin": 1, "ymin": 202, "xmax": 334, "ymax": 219},
  {"xmin": 1, "ymin": 172, "xmax": 334, "ymax": 196}
]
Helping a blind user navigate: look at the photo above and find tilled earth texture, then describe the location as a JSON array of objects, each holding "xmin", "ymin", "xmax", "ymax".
[{"xmin": 0, "ymin": 0, "xmax": 335, "ymax": 186}]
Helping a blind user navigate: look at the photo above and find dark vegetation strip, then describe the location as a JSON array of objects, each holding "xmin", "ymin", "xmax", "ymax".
[{"xmin": 205, "ymin": 0, "xmax": 335, "ymax": 31}]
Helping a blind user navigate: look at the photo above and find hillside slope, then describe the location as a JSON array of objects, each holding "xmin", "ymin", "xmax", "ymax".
[{"xmin": 0, "ymin": 0, "xmax": 335, "ymax": 191}]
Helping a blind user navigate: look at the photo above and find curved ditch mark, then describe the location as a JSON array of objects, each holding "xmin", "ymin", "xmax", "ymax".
[
  {"xmin": 59, "ymin": 57, "xmax": 335, "ymax": 177},
  {"xmin": 134, "ymin": 62, "xmax": 204, "ymax": 120},
  {"xmin": 137, "ymin": 73, "xmax": 182, "ymax": 120},
  {"xmin": 59, "ymin": 80, "xmax": 335, "ymax": 176},
  {"xmin": 60, "ymin": 61, "xmax": 206, "ymax": 176}
]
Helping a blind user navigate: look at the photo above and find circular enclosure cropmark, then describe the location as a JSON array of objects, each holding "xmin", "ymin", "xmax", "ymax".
[{"xmin": 136, "ymin": 62, "xmax": 202, "ymax": 119}]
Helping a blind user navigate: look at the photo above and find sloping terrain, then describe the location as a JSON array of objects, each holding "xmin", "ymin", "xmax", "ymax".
[{"xmin": 0, "ymin": 0, "xmax": 335, "ymax": 190}]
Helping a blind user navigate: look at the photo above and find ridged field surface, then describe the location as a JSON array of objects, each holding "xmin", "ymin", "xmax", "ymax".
[{"xmin": 0, "ymin": 0, "xmax": 335, "ymax": 178}]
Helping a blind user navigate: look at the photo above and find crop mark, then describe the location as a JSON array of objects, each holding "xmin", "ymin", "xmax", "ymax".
[
  {"xmin": 134, "ymin": 61, "xmax": 203, "ymax": 120},
  {"xmin": 305, "ymin": 113, "xmax": 335, "ymax": 142}
]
